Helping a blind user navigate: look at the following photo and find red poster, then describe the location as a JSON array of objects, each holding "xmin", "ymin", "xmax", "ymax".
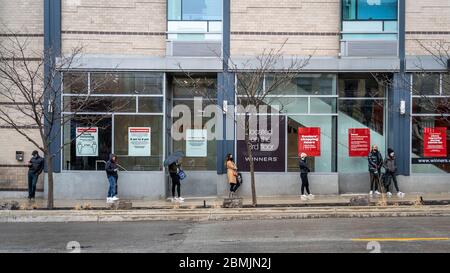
[
  {"xmin": 298, "ymin": 127, "xmax": 321, "ymax": 157},
  {"xmin": 348, "ymin": 128, "xmax": 371, "ymax": 157},
  {"xmin": 424, "ymin": 127, "xmax": 447, "ymax": 158}
]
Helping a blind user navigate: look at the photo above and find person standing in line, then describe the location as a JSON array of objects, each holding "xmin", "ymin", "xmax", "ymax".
[
  {"xmin": 169, "ymin": 160, "xmax": 184, "ymax": 203},
  {"xmin": 299, "ymin": 153, "xmax": 314, "ymax": 201},
  {"xmin": 105, "ymin": 154, "xmax": 120, "ymax": 203},
  {"xmin": 226, "ymin": 154, "xmax": 238, "ymax": 198},
  {"xmin": 368, "ymin": 145, "xmax": 383, "ymax": 196},
  {"xmin": 383, "ymin": 148, "xmax": 405, "ymax": 198},
  {"xmin": 27, "ymin": 150, "xmax": 44, "ymax": 201}
]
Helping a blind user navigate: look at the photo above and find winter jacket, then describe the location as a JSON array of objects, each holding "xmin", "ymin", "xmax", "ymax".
[
  {"xmin": 299, "ymin": 158, "xmax": 310, "ymax": 174},
  {"xmin": 28, "ymin": 155, "xmax": 44, "ymax": 175},
  {"xmin": 368, "ymin": 150, "xmax": 383, "ymax": 173},
  {"xmin": 383, "ymin": 157, "xmax": 397, "ymax": 173},
  {"xmin": 168, "ymin": 162, "xmax": 180, "ymax": 174},
  {"xmin": 226, "ymin": 160, "xmax": 238, "ymax": 184},
  {"xmin": 105, "ymin": 154, "xmax": 118, "ymax": 177}
]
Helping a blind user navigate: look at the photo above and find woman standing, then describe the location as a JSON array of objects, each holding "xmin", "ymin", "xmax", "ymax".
[
  {"xmin": 299, "ymin": 153, "xmax": 314, "ymax": 201},
  {"xmin": 226, "ymin": 154, "xmax": 238, "ymax": 198},
  {"xmin": 169, "ymin": 160, "xmax": 184, "ymax": 203}
]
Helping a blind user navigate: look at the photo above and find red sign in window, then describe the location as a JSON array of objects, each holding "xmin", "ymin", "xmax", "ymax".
[
  {"xmin": 349, "ymin": 128, "xmax": 371, "ymax": 157},
  {"xmin": 424, "ymin": 127, "xmax": 447, "ymax": 158},
  {"xmin": 298, "ymin": 127, "xmax": 321, "ymax": 157}
]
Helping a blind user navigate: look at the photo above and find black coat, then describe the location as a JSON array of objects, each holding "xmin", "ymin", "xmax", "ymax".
[
  {"xmin": 28, "ymin": 155, "xmax": 44, "ymax": 175},
  {"xmin": 105, "ymin": 155, "xmax": 118, "ymax": 177},
  {"xmin": 299, "ymin": 158, "xmax": 310, "ymax": 174},
  {"xmin": 368, "ymin": 150, "xmax": 383, "ymax": 173}
]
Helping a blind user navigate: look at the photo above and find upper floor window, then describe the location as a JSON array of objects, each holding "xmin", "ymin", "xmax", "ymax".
[
  {"xmin": 343, "ymin": 0, "xmax": 398, "ymax": 21},
  {"xmin": 168, "ymin": 0, "xmax": 222, "ymax": 21}
]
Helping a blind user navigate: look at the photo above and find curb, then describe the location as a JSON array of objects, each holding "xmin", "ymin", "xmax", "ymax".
[{"xmin": 2, "ymin": 206, "xmax": 450, "ymax": 223}]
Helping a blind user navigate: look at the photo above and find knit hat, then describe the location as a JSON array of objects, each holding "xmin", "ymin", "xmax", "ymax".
[{"xmin": 387, "ymin": 148, "xmax": 394, "ymax": 155}]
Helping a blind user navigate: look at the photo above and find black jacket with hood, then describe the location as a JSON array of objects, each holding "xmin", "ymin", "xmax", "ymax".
[
  {"xmin": 105, "ymin": 154, "xmax": 118, "ymax": 177},
  {"xmin": 368, "ymin": 149, "xmax": 383, "ymax": 173},
  {"xmin": 28, "ymin": 154, "xmax": 44, "ymax": 175},
  {"xmin": 299, "ymin": 158, "xmax": 311, "ymax": 174}
]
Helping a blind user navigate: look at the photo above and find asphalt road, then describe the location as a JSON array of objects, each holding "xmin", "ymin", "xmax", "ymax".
[{"xmin": 0, "ymin": 217, "xmax": 449, "ymax": 253}]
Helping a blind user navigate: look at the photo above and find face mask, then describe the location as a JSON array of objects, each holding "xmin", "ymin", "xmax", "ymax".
[{"xmin": 390, "ymin": 153, "xmax": 395, "ymax": 157}]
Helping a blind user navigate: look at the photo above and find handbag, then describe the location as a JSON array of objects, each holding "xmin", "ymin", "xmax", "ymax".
[{"xmin": 177, "ymin": 169, "xmax": 187, "ymax": 180}]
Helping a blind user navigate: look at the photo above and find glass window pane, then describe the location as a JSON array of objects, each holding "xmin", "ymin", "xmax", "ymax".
[
  {"xmin": 113, "ymin": 115, "xmax": 163, "ymax": 171},
  {"xmin": 342, "ymin": 0, "xmax": 357, "ymax": 20},
  {"xmin": 267, "ymin": 97, "xmax": 308, "ymax": 114},
  {"xmin": 310, "ymin": 98, "xmax": 337, "ymax": 114},
  {"xmin": 339, "ymin": 73, "xmax": 386, "ymax": 97},
  {"xmin": 357, "ymin": 0, "xmax": 398, "ymax": 20},
  {"xmin": 412, "ymin": 117, "xmax": 450, "ymax": 173},
  {"xmin": 287, "ymin": 116, "xmax": 333, "ymax": 172},
  {"xmin": 168, "ymin": 0, "xmax": 182, "ymax": 20},
  {"xmin": 268, "ymin": 74, "xmax": 336, "ymax": 96},
  {"xmin": 413, "ymin": 73, "xmax": 440, "ymax": 95},
  {"xmin": 341, "ymin": 33, "xmax": 398, "ymax": 40},
  {"xmin": 63, "ymin": 115, "xmax": 112, "ymax": 171},
  {"xmin": 443, "ymin": 74, "xmax": 450, "ymax": 95},
  {"xmin": 338, "ymin": 99, "xmax": 386, "ymax": 173},
  {"xmin": 138, "ymin": 97, "xmax": 163, "ymax": 113},
  {"xmin": 63, "ymin": 73, "xmax": 88, "ymax": 94},
  {"xmin": 412, "ymin": 98, "xmax": 450, "ymax": 114},
  {"xmin": 64, "ymin": 97, "xmax": 136, "ymax": 113},
  {"xmin": 173, "ymin": 77, "xmax": 217, "ymax": 98},
  {"xmin": 91, "ymin": 73, "xmax": 163, "ymax": 95},
  {"xmin": 182, "ymin": 0, "xmax": 222, "ymax": 21}
]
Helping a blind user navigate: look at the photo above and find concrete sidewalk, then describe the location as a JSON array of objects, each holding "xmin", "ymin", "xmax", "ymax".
[{"xmin": 2, "ymin": 192, "xmax": 450, "ymax": 210}]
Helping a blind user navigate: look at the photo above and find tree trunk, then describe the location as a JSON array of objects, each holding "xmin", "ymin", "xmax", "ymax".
[
  {"xmin": 45, "ymin": 154, "xmax": 54, "ymax": 210},
  {"xmin": 245, "ymin": 132, "xmax": 257, "ymax": 207}
]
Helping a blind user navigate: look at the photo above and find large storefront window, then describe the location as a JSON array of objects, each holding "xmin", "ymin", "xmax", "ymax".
[
  {"xmin": 171, "ymin": 77, "xmax": 217, "ymax": 171},
  {"xmin": 343, "ymin": 0, "xmax": 398, "ymax": 20},
  {"xmin": 338, "ymin": 73, "xmax": 387, "ymax": 173},
  {"xmin": 62, "ymin": 72, "xmax": 164, "ymax": 171},
  {"xmin": 411, "ymin": 73, "xmax": 450, "ymax": 173},
  {"xmin": 237, "ymin": 74, "xmax": 338, "ymax": 173}
]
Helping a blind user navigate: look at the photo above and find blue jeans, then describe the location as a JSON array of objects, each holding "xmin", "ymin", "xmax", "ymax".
[
  {"xmin": 107, "ymin": 176, "xmax": 117, "ymax": 198},
  {"xmin": 28, "ymin": 172, "xmax": 39, "ymax": 199}
]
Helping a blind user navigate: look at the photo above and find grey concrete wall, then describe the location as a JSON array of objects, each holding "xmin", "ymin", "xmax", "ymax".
[
  {"xmin": 0, "ymin": 191, "xmax": 44, "ymax": 199},
  {"xmin": 339, "ymin": 173, "xmax": 372, "ymax": 194},
  {"xmin": 172, "ymin": 171, "xmax": 218, "ymax": 197},
  {"xmin": 218, "ymin": 172, "xmax": 339, "ymax": 197},
  {"xmin": 44, "ymin": 172, "xmax": 165, "ymax": 200},
  {"xmin": 399, "ymin": 175, "xmax": 450, "ymax": 194}
]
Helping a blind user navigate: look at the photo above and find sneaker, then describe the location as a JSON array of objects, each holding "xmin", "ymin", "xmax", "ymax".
[
  {"xmin": 308, "ymin": 194, "xmax": 315, "ymax": 200},
  {"xmin": 398, "ymin": 192, "xmax": 405, "ymax": 198},
  {"xmin": 171, "ymin": 197, "xmax": 176, "ymax": 203},
  {"xmin": 106, "ymin": 198, "xmax": 113, "ymax": 204},
  {"xmin": 112, "ymin": 196, "xmax": 119, "ymax": 201},
  {"xmin": 369, "ymin": 191, "xmax": 374, "ymax": 196},
  {"xmin": 375, "ymin": 191, "xmax": 381, "ymax": 195},
  {"xmin": 387, "ymin": 192, "xmax": 393, "ymax": 197},
  {"xmin": 178, "ymin": 197, "xmax": 185, "ymax": 202},
  {"xmin": 300, "ymin": 195, "xmax": 308, "ymax": 201}
]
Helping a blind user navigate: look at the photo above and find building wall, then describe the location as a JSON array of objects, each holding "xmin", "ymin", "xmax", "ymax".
[
  {"xmin": 405, "ymin": 0, "xmax": 450, "ymax": 56},
  {"xmin": 230, "ymin": 0, "xmax": 341, "ymax": 57},
  {"xmin": 61, "ymin": 0, "xmax": 166, "ymax": 56},
  {"xmin": 0, "ymin": 0, "xmax": 44, "ymax": 192}
]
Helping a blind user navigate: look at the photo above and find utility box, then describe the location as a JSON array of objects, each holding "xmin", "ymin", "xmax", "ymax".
[{"xmin": 16, "ymin": 151, "xmax": 24, "ymax": 162}]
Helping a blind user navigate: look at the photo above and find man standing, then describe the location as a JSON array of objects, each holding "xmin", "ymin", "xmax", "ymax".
[
  {"xmin": 105, "ymin": 154, "xmax": 120, "ymax": 203},
  {"xmin": 368, "ymin": 145, "xmax": 383, "ymax": 196},
  {"xmin": 27, "ymin": 150, "xmax": 44, "ymax": 201},
  {"xmin": 383, "ymin": 148, "xmax": 405, "ymax": 198}
]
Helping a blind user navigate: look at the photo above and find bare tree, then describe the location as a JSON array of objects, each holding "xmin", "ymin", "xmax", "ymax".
[
  {"xmin": 0, "ymin": 29, "xmax": 126, "ymax": 209},
  {"xmin": 177, "ymin": 40, "xmax": 311, "ymax": 207}
]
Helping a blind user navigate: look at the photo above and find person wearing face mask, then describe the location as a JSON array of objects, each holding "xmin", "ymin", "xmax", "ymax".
[
  {"xmin": 226, "ymin": 154, "xmax": 239, "ymax": 198},
  {"xmin": 383, "ymin": 148, "xmax": 405, "ymax": 198},
  {"xmin": 368, "ymin": 145, "xmax": 383, "ymax": 196},
  {"xmin": 27, "ymin": 150, "xmax": 44, "ymax": 201},
  {"xmin": 299, "ymin": 153, "xmax": 314, "ymax": 201}
]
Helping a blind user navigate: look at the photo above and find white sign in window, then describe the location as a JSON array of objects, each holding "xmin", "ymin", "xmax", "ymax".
[
  {"xmin": 128, "ymin": 127, "xmax": 151, "ymax": 157},
  {"xmin": 76, "ymin": 127, "xmax": 98, "ymax": 157},
  {"xmin": 186, "ymin": 129, "xmax": 207, "ymax": 157}
]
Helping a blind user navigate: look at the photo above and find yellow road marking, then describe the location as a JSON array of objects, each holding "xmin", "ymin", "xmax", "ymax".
[{"xmin": 352, "ymin": 238, "xmax": 449, "ymax": 242}]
